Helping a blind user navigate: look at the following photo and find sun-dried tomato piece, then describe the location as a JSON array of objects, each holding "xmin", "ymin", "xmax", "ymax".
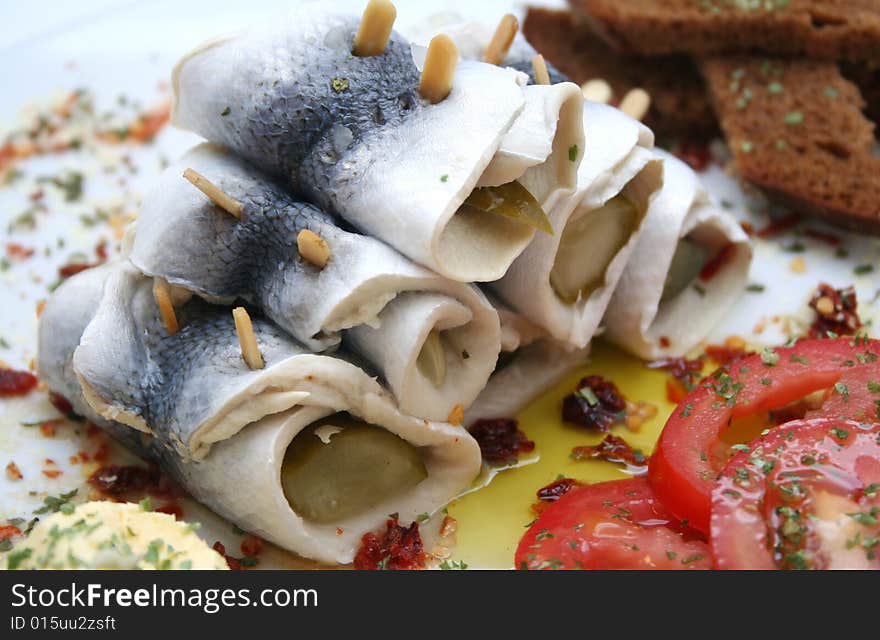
[
  {"xmin": 240, "ymin": 535, "xmax": 264, "ymax": 558},
  {"xmin": 88, "ymin": 464, "xmax": 161, "ymax": 498},
  {"xmin": 571, "ymin": 434, "xmax": 648, "ymax": 468},
  {"xmin": 0, "ymin": 525, "xmax": 22, "ymax": 540},
  {"xmin": 0, "ymin": 368, "xmax": 38, "ymax": 397},
  {"xmin": 354, "ymin": 516, "xmax": 425, "ymax": 571},
  {"xmin": 468, "ymin": 418, "xmax": 535, "ymax": 462},
  {"xmin": 212, "ymin": 541, "xmax": 242, "ymax": 570},
  {"xmin": 562, "ymin": 375, "xmax": 626, "ymax": 432},
  {"xmin": 647, "ymin": 356, "xmax": 703, "ymax": 390},
  {"xmin": 808, "ymin": 283, "xmax": 861, "ymax": 339},
  {"xmin": 154, "ymin": 503, "xmax": 184, "ymax": 520},
  {"xmin": 698, "ymin": 244, "xmax": 736, "ymax": 282},
  {"xmin": 536, "ymin": 478, "xmax": 580, "ymax": 503}
]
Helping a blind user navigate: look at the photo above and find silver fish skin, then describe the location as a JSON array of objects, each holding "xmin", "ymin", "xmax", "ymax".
[
  {"xmin": 37, "ymin": 263, "xmax": 481, "ymax": 562},
  {"xmin": 173, "ymin": 8, "xmax": 534, "ymax": 282},
  {"xmin": 131, "ymin": 145, "xmax": 502, "ymax": 420},
  {"xmin": 71, "ymin": 263, "xmax": 320, "ymax": 458},
  {"xmin": 173, "ymin": 12, "xmax": 419, "ymax": 214}
]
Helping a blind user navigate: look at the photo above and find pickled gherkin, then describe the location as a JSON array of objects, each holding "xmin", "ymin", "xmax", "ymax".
[
  {"xmin": 463, "ymin": 182, "xmax": 553, "ymax": 234},
  {"xmin": 416, "ymin": 329, "xmax": 447, "ymax": 388},
  {"xmin": 661, "ymin": 238, "xmax": 710, "ymax": 303},
  {"xmin": 550, "ymin": 195, "xmax": 638, "ymax": 303},
  {"xmin": 281, "ymin": 414, "xmax": 428, "ymax": 523}
]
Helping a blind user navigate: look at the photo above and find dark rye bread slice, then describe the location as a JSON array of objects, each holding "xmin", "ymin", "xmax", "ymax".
[
  {"xmin": 570, "ymin": 0, "xmax": 880, "ymax": 62},
  {"xmin": 523, "ymin": 7, "xmax": 717, "ymax": 137},
  {"xmin": 701, "ymin": 56, "xmax": 880, "ymax": 233}
]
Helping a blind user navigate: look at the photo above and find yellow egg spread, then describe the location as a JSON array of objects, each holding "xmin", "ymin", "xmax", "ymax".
[{"xmin": 1, "ymin": 501, "xmax": 228, "ymax": 570}]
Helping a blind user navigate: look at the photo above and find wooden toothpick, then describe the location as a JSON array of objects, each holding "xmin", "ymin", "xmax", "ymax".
[
  {"xmin": 483, "ymin": 14, "xmax": 518, "ymax": 66},
  {"xmin": 183, "ymin": 168, "xmax": 244, "ymax": 219},
  {"xmin": 353, "ymin": 0, "xmax": 397, "ymax": 57},
  {"xmin": 419, "ymin": 34, "xmax": 458, "ymax": 104},
  {"xmin": 232, "ymin": 307, "xmax": 264, "ymax": 370}
]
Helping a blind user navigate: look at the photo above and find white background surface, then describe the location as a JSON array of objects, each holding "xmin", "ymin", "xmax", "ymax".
[{"xmin": 0, "ymin": 0, "xmax": 878, "ymax": 567}]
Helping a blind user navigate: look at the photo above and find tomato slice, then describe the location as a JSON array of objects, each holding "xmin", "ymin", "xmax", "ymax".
[
  {"xmin": 516, "ymin": 478, "xmax": 710, "ymax": 570},
  {"xmin": 649, "ymin": 337, "xmax": 880, "ymax": 534},
  {"xmin": 711, "ymin": 418, "xmax": 880, "ymax": 569}
]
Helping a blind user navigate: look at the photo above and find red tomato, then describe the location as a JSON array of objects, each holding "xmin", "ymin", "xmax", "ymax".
[
  {"xmin": 516, "ymin": 478, "xmax": 710, "ymax": 570},
  {"xmin": 711, "ymin": 418, "xmax": 880, "ymax": 570},
  {"xmin": 649, "ymin": 337, "xmax": 880, "ymax": 534}
]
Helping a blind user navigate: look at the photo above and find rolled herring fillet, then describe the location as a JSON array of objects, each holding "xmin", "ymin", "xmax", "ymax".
[
  {"xmin": 37, "ymin": 262, "xmax": 481, "ymax": 564},
  {"xmin": 491, "ymin": 102, "xmax": 662, "ymax": 347},
  {"xmin": 131, "ymin": 144, "xmax": 500, "ymax": 421},
  {"xmin": 603, "ymin": 150, "xmax": 753, "ymax": 359},
  {"xmin": 172, "ymin": 7, "xmax": 584, "ymax": 282},
  {"xmin": 412, "ymin": 19, "xmax": 663, "ymax": 347}
]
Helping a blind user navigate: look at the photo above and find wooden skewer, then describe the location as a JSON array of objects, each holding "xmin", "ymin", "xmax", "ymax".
[
  {"xmin": 419, "ymin": 35, "xmax": 458, "ymax": 104},
  {"xmin": 483, "ymin": 13, "xmax": 518, "ymax": 66},
  {"xmin": 153, "ymin": 278, "xmax": 180, "ymax": 335},
  {"xmin": 232, "ymin": 307, "xmax": 264, "ymax": 370},
  {"xmin": 353, "ymin": 0, "xmax": 397, "ymax": 57},
  {"xmin": 532, "ymin": 54, "xmax": 550, "ymax": 85},
  {"xmin": 296, "ymin": 229, "xmax": 331, "ymax": 268},
  {"xmin": 618, "ymin": 87, "xmax": 651, "ymax": 121},
  {"xmin": 581, "ymin": 78, "xmax": 612, "ymax": 104},
  {"xmin": 183, "ymin": 168, "xmax": 244, "ymax": 219}
]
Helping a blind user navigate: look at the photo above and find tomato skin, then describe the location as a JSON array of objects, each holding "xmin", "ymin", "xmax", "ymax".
[
  {"xmin": 649, "ymin": 337, "xmax": 880, "ymax": 534},
  {"xmin": 710, "ymin": 418, "xmax": 880, "ymax": 570},
  {"xmin": 516, "ymin": 478, "xmax": 710, "ymax": 570}
]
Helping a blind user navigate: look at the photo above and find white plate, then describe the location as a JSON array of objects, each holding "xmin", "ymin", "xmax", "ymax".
[{"xmin": 1, "ymin": 0, "xmax": 878, "ymax": 569}]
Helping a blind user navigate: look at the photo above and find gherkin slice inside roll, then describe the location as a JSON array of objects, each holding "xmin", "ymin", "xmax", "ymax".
[
  {"xmin": 416, "ymin": 329, "xmax": 447, "ymax": 388},
  {"xmin": 463, "ymin": 182, "xmax": 553, "ymax": 234},
  {"xmin": 661, "ymin": 237, "xmax": 711, "ymax": 303},
  {"xmin": 281, "ymin": 414, "xmax": 428, "ymax": 524},
  {"xmin": 550, "ymin": 195, "xmax": 639, "ymax": 304}
]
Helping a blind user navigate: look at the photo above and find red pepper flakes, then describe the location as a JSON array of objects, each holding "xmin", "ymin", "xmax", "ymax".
[
  {"xmin": 154, "ymin": 503, "xmax": 184, "ymax": 520},
  {"xmin": 756, "ymin": 214, "xmax": 799, "ymax": 238},
  {"xmin": 5, "ymin": 243, "xmax": 34, "ymax": 261},
  {"xmin": 658, "ymin": 336, "xmax": 671, "ymax": 349},
  {"xmin": 468, "ymin": 418, "xmax": 535, "ymax": 462},
  {"xmin": 58, "ymin": 262, "xmax": 98, "ymax": 279},
  {"xmin": 212, "ymin": 541, "xmax": 242, "ymax": 570},
  {"xmin": 88, "ymin": 464, "xmax": 161, "ymax": 498},
  {"xmin": 241, "ymin": 535, "xmax": 264, "ymax": 558},
  {"xmin": 673, "ymin": 139, "xmax": 712, "ymax": 172},
  {"xmin": 803, "ymin": 228, "xmax": 841, "ymax": 247},
  {"xmin": 647, "ymin": 356, "xmax": 703, "ymax": 392},
  {"xmin": 562, "ymin": 376, "xmax": 627, "ymax": 432},
  {"xmin": 5, "ymin": 461, "xmax": 23, "ymax": 481},
  {"xmin": 536, "ymin": 478, "xmax": 580, "ymax": 503},
  {"xmin": 0, "ymin": 525, "xmax": 22, "ymax": 540},
  {"xmin": 354, "ymin": 516, "xmax": 425, "ymax": 571},
  {"xmin": 571, "ymin": 434, "xmax": 648, "ymax": 468},
  {"xmin": 0, "ymin": 368, "xmax": 38, "ymax": 397},
  {"xmin": 49, "ymin": 392, "xmax": 76, "ymax": 417},
  {"xmin": 740, "ymin": 221, "xmax": 755, "ymax": 236},
  {"xmin": 704, "ymin": 337, "xmax": 749, "ymax": 365},
  {"xmin": 42, "ymin": 469, "xmax": 62, "ymax": 479},
  {"xmin": 666, "ymin": 378, "xmax": 689, "ymax": 404},
  {"xmin": 92, "ymin": 441, "xmax": 112, "ymax": 463},
  {"xmin": 699, "ymin": 243, "xmax": 736, "ymax": 282},
  {"xmin": 40, "ymin": 421, "xmax": 56, "ymax": 438},
  {"xmin": 808, "ymin": 283, "xmax": 861, "ymax": 339},
  {"xmin": 94, "ymin": 239, "xmax": 108, "ymax": 261}
]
